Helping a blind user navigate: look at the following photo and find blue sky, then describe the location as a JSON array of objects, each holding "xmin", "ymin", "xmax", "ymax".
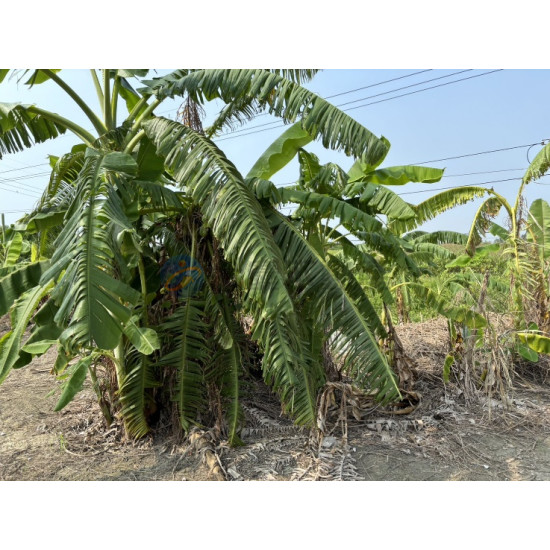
[{"xmin": 1, "ymin": 69, "xmax": 549, "ymax": 233}]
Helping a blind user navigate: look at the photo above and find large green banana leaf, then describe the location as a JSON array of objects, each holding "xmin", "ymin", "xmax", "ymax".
[
  {"xmin": 349, "ymin": 165, "xmax": 444, "ymax": 186},
  {"xmin": 40, "ymin": 152, "xmax": 142, "ymax": 351},
  {"xmin": 345, "ymin": 184, "xmax": 416, "ymax": 220},
  {"xmin": 247, "ymin": 121, "xmax": 313, "ymax": 180}
]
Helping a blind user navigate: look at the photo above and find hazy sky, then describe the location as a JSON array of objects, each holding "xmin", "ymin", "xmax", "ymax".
[{"xmin": 1, "ymin": 69, "xmax": 549, "ymax": 232}]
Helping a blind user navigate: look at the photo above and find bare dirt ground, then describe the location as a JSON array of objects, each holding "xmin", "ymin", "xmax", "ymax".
[{"xmin": 1, "ymin": 316, "xmax": 550, "ymax": 481}]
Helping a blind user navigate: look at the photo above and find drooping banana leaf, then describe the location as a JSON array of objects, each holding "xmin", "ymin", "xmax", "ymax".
[
  {"xmin": 345, "ymin": 184, "xmax": 415, "ymax": 220},
  {"xmin": 119, "ymin": 345, "xmax": 159, "ymax": 438},
  {"xmin": 41, "ymin": 152, "xmax": 141, "ymax": 352},
  {"xmin": 390, "ymin": 186, "xmax": 490, "ymax": 234},
  {"xmin": 279, "ymin": 188, "xmax": 383, "ymax": 233},
  {"xmin": 159, "ymin": 297, "xmax": 209, "ymax": 433},
  {"xmin": 206, "ymin": 289, "xmax": 245, "ymax": 445},
  {"xmin": 268, "ymin": 208, "xmax": 400, "ymax": 403},
  {"xmin": 0, "ymin": 102, "xmax": 68, "ymax": 158},
  {"xmin": 523, "ymin": 142, "xmax": 550, "ymax": 185},
  {"xmin": 466, "ymin": 197, "xmax": 504, "ymax": 255},
  {"xmin": 407, "ymin": 230, "xmax": 468, "ymax": 245},
  {"xmin": 406, "ymin": 282, "xmax": 487, "ymax": 328}
]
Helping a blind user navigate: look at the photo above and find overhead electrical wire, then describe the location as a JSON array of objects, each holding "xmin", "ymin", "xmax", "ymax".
[
  {"xmin": 215, "ymin": 70, "xmax": 503, "ymax": 143},
  {"xmin": 442, "ymin": 168, "xmax": 526, "ymax": 178},
  {"xmin": 0, "ymin": 174, "xmax": 50, "ymax": 195},
  {"xmin": 344, "ymin": 70, "xmax": 502, "ymax": 113},
  {"xmin": 1, "ymin": 141, "xmax": 541, "ymax": 189},
  {"xmin": 0, "ymin": 163, "xmax": 50, "ymax": 176},
  {"xmin": 0, "ymin": 184, "xmax": 41, "ymax": 199},
  {"xmin": 397, "ymin": 175, "xmax": 549, "ymax": 196},
  {"xmin": 214, "ymin": 70, "xmax": 472, "ymax": 139},
  {"xmin": 322, "ymin": 70, "xmax": 433, "ymax": 100},
  {"xmin": 334, "ymin": 69, "xmax": 473, "ymax": 109},
  {"xmin": 3, "ymin": 173, "xmax": 549, "ymax": 218},
  {"xmin": 0, "ymin": 139, "xmax": 546, "ymax": 200},
  {"xmin": 411, "ymin": 140, "xmax": 549, "ymax": 165}
]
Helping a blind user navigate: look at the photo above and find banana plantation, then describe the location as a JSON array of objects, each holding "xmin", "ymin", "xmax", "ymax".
[{"xmin": 0, "ymin": 69, "xmax": 549, "ymax": 480}]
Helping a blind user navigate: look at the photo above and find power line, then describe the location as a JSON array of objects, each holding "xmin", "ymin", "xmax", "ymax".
[
  {"xmin": 0, "ymin": 73, "xmax": 543, "ymax": 190},
  {"xmin": 2, "ymin": 175, "xmax": 548, "ymax": 218},
  {"xmin": 442, "ymin": 168, "xmax": 526, "ymax": 178},
  {"xmin": 0, "ymin": 187, "xmax": 41, "ymax": 199},
  {"xmin": 336, "ymin": 70, "xmax": 473, "ymax": 109},
  {"xmin": 412, "ymin": 140, "xmax": 548, "ymax": 165},
  {"xmin": 0, "ymin": 173, "xmax": 50, "ymax": 195},
  {"xmin": 0, "ymin": 179, "xmax": 45, "ymax": 195},
  {"xmin": 216, "ymin": 70, "xmax": 503, "ymax": 143},
  {"xmin": 0, "ymin": 162, "xmax": 50, "ymax": 176},
  {"xmin": 215, "ymin": 70, "xmax": 471, "ymax": 139},
  {"xmin": 0, "ymin": 184, "xmax": 41, "ymax": 199},
  {"xmin": 323, "ymin": 70, "xmax": 433, "ymax": 100},
  {"xmin": 0, "ymin": 171, "xmax": 50, "ymax": 181},
  {"xmin": 344, "ymin": 70, "xmax": 502, "ymax": 113},
  {"xmin": 0, "ymin": 155, "xmax": 532, "ymax": 192},
  {"xmin": 397, "ymin": 177, "xmax": 531, "ymax": 196},
  {"xmin": 0, "ymin": 209, "xmax": 31, "ymax": 214}
]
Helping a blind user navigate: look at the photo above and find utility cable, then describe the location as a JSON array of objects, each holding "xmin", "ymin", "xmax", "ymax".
[
  {"xmin": 0, "ymin": 184, "xmax": 41, "ymax": 199},
  {"xmin": 412, "ymin": 139, "xmax": 549, "ymax": 165},
  {"xmin": 0, "ymin": 163, "xmax": 50, "ymax": 176},
  {"xmin": 215, "ymin": 70, "xmax": 472, "ymax": 139},
  {"xmin": 396, "ymin": 176, "xmax": 549, "ymax": 196},
  {"xmin": 216, "ymin": 70, "xmax": 503, "ymax": 143}
]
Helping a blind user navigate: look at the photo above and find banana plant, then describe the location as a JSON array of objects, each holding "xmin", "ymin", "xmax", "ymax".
[
  {"xmin": 0, "ymin": 69, "xmax": 406, "ymax": 443},
  {"xmin": 422, "ymin": 178, "xmax": 550, "ymax": 358},
  {"xmin": 246, "ymin": 123, "xmax": 460, "ymax": 390},
  {"xmin": 515, "ymin": 198, "xmax": 550, "ymax": 356}
]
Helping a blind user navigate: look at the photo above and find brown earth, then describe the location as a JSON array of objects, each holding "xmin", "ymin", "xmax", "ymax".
[{"xmin": 1, "ymin": 316, "xmax": 550, "ymax": 481}]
